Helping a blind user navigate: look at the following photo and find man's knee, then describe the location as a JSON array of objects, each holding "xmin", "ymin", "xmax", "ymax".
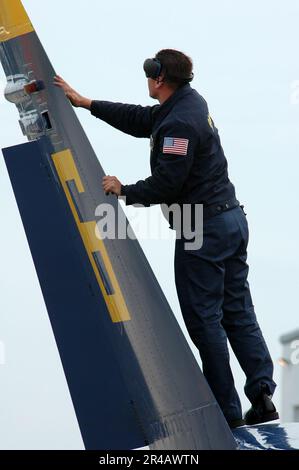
[
  {"xmin": 183, "ymin": 316, "xmax": 227, "ymax": 348},
  {"xmin": 222, "ymin": 303, "xmax": 257, "ymax": 329}
]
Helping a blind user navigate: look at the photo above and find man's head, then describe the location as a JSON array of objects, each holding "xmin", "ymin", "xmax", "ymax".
[{"xmin": 144, "ymin": 49, "xmax": 194, "ymax": 103}]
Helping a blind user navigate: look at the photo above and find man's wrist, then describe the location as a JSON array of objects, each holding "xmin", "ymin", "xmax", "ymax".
[{"xmin": 80, "ymin": 97, "xmax": 92, "ymax": 110}]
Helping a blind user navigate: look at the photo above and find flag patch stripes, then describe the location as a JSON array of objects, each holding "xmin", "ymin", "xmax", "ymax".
[{"xmin": 163, "ymin": 137, "xmax": 189, "ymax": 156}]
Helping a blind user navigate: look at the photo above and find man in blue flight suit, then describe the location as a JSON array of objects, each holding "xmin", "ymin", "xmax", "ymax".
[{"xmin": 54, "ymin": 49, "xmax": 278, "ymax": 428}]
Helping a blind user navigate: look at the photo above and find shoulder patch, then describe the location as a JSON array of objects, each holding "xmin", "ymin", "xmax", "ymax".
[{"xmin": 163, "ymin": 137, "xmax": 189, "ymax": 156}]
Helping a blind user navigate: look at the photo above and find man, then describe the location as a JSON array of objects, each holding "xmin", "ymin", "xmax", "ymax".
[{"xmin": 54, "ymin": 49, "xmax": 278, "ymax": 428}]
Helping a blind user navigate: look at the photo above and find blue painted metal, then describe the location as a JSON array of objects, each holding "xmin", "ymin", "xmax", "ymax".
[
  {"xmin": 233, "ymin": 423, "xmax": 299, "ymax": 450},
  {"xmin": 3, "ymin": 138, "xmax": 146, "ymax": 450}
]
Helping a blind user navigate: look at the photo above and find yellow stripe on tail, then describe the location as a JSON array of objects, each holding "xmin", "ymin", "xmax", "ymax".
[
  {"xmin": 0, "ymin": 0, "xmax": 34, "ymax": 42},
  {"xmin": 52, "ymin": 149, "xmax": 131, "ymax": 323}
]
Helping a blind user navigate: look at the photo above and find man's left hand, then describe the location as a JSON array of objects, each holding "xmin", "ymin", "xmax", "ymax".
[{"xmin": 102, "ymin": 176, "xmax": 122, "ymax": 196}]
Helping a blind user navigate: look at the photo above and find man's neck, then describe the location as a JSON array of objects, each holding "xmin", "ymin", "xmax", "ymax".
[{"xmin": 158, "ymin": 87, "xmax": 177, "ymax": 105}]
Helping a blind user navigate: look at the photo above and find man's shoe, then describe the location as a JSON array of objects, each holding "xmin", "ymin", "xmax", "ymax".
[
  {"xmin": 244, "ymin": 386, "xmax": 279, "ymax": 425},
  {"xmin": 228, "ymin": 418, "xmax": 246, "ymax": 429}
]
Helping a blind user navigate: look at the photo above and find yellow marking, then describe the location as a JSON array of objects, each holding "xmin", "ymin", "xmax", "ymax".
[
  {"xmin": 0, "ymin": 0, "xmax": 34, "ymax": 42},
  {"xmin": 52, "ymin": 149, "xmax": 84, "ymax": 193},
  {"xmin": 52, "ymin": 149, "xmax": 131, "ymax": 323}
]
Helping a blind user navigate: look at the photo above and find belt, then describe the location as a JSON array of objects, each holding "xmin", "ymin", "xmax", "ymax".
[
  {"xmin": 203, "ymin": 198, "xmax": 240, "ymax": 220},
  {"xmin": 167, "ymin": 198, "xmax": 241, "ymax": 230}
]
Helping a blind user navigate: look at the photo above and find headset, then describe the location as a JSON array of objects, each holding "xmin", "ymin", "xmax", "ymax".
[
  {"xmin": 143, "ymin": 57, "xmax": 194, "ymax": 83},
  {"xmin": 143, "ymin": 58, "xmax": 162, "ymax": 79}
]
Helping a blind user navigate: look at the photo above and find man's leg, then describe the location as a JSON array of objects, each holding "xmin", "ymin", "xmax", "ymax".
[
  {"xmin": 174, "ymin": 219, "xmax": 242, "ymax": 423},
  {"xmin": 221, "ymin": 207, "xmax": 276, "ymax": 403}
]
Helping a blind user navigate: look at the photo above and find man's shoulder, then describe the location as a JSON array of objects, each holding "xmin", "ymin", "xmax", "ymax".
[
  {"xmin": 168, "ymin": 91, "xmax": 207, "ymax": 125},
  {"xmin": 181, "ymin": 87, "xmax": 208, "ymax": 110},
  {"xmin": 156, "ymin": 115, "xmax": 199, "ymax": 140}
]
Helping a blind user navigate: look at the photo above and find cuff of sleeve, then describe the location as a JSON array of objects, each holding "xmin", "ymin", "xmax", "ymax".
[
  {"xmin": 119, "ymin": 185, "xmax": 133, "ymax": 206},
  {"xmin": 90, "ymin": 100, "xmax": 100, "ymax": 117},
  {"xmin": 120, "ymin": 184, "xmax": 127, "ymax": 197}
]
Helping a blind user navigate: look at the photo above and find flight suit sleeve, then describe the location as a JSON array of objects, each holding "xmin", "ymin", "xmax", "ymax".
[
  {"xmin": 90, "ymin": 100, "xmax": 156, "ymax": 138},
  {"xmin": 120, "ymin": 123, "xmax": 197, "ymax": 206}
]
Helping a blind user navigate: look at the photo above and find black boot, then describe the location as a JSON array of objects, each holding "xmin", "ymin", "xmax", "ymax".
[
  {"xmin": 228, "ymin": 418, "xmax": 246, "ymax": 429},
  {"xmin": 244, "ymin": 385, "xmax": 279, "ymax": 425}
]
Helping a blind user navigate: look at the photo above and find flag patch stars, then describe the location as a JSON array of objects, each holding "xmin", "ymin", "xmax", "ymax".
[{"xmin": 163, "ymin": 137, "xmax": 189, "ymax": 156}]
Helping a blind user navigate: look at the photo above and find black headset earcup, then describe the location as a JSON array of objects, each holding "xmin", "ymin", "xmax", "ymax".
[
  {"xmin": 143, "ymin": 57, "xmax": 193, "ymax": 83},
  {"xmin": 143, "ymin": 58, "xmax": 162, "ymax": 79}
]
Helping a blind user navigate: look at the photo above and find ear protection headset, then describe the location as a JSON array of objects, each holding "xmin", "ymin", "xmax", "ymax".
[
  {"xmin": 143, "ymin": 58, "xmax": 163, "ymax": 79},
  {"xmin": 143, "ymin": 57, "xmax": 194, "ymax": 83}
]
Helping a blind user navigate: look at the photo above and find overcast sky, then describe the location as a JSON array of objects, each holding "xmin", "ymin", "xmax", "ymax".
[{"xmin": 0, "ymin": 0, "xmax": 298, "ymax": 449}]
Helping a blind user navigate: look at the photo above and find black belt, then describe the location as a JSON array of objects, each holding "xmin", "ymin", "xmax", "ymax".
[
  {"xmin": 168, "ymin": 198, "xmax": 241, "ymax": 230},
  {"xmin": 203, "ymin": 198, "xmax": 240, "ymax": 219}
]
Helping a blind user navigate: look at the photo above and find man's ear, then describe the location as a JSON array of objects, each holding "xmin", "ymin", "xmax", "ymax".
[{"xmin": 156, "ymin": 76, "xmax": 164, "ymax": 87}]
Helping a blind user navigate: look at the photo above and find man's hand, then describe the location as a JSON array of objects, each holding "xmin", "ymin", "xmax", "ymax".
[
  {"xmin": 102, "ymin": 176, "xmax": 122, "ymax": 196},
  {"xmin": 53, "ymin": 75, "xmax": 91, "ymax": 109}
]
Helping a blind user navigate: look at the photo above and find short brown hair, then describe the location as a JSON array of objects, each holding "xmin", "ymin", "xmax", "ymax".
[{"xmin": 155, "ymin": 49, "xmax": 193, "ymax": 87}]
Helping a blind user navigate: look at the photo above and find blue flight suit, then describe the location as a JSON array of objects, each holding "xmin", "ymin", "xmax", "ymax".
[{"xmin": 90, "ymin": 83, "xmax": 276, "ymax": 422}]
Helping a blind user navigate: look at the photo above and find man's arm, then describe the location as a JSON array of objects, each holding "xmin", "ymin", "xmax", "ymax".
[
  {"xmin": 53, "ymin": 76, "xmax": 154, "ymax": 138},
  {"xmin": 120, "ymin": 123, "xmax": 197, "ymax": 205},
  {"xmin": 90, "ymin": 101, "xmax": 154, "ymax": 138}
]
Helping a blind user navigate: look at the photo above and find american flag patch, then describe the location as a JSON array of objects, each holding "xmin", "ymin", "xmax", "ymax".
[{"xmin": 163, "ymin": 137, "xmax": 189, "ymax": 156}]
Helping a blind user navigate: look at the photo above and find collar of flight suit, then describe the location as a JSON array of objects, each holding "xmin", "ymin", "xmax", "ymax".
[{"xmin": 152, "ymin": 83, "xmax": 193, "ymax": 130}]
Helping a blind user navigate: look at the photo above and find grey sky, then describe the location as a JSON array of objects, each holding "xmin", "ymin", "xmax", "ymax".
[{"xmin": 0, "ymin": 0, "xmax": 298, "ymax": 449}]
